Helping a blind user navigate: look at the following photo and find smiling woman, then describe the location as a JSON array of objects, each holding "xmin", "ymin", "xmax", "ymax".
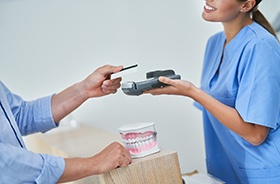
[
  {"xmin": 0, "ymin": 0, "xmax": 279, "ymax": 183},
  {"xmin": 145, "ymin": 0, "xmax": 280, "ymax": 183},
  {"xmin": 203, "ymin": 0, "xmax": 277, "ymax": 39}
]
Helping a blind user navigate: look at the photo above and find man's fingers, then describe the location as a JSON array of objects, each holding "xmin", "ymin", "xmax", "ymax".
[
  {"xmin": 118, "ymin": 154, "xmax": 132, "ymax": 167},
  {"xmin": 101, "ymin": 78, "xmax": 122, "ymax": 93},
  {"xmin": 99, "ymin": 65, "xmax": 123, "ymax": 77}
]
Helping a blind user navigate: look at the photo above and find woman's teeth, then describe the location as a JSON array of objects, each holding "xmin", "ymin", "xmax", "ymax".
[{"xmin": 205, "ymin": 5, "xmax": 216, "ymax": 11}]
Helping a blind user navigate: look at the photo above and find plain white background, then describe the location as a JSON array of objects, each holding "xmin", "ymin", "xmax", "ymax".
[{"xmin": 0, "ymin": 0, "xmax": 279, "ymax": 174}]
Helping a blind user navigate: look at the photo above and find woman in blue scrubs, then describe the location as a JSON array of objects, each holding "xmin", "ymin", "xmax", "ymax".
[{"xmin": 146, "ymin": 0, "xmax": 280, "ymax": 183}]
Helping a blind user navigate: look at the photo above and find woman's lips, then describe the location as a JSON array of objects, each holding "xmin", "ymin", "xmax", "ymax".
[{"xmin": 204, "ymin": 4, "xmax": 216, "ymax": 13}]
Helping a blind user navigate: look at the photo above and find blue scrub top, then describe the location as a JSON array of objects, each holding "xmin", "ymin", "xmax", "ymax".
[{"xmin": 196, "ymin": 22, "xmax": 280, "ymax": 184}]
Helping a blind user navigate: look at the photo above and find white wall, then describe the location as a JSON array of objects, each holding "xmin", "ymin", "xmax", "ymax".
[{"xmin": 0, "ymin": 0, "xmax": 279, "ymax": 174}]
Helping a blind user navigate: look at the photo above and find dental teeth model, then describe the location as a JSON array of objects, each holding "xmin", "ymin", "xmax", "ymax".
[{"xmin": 118, "ymin": 122, "xmax": 160, "ymax": 158}]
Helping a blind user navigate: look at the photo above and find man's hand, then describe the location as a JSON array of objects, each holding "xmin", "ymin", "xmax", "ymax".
[
  {"xmin": 58, "ymin": 142, "xmax": 131, "ymax": 183},
  {"xmin": 82, "ymin": 65, "xmax": 124, "ymax": 98},
  {"xmin": 52, "ymin": 65, "xmax": 123, "ymax": 123},
  {"xmin": 90, "ymin": 142, "xmax": 132, "ymax": 174}
]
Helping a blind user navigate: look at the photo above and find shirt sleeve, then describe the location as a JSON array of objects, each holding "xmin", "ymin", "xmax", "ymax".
[
  {"xmin": 1, "ymin": 82, "xmax": 58, "ymax": 135},
  {"xmin": 16, "ymin": 95, "xmax": 58, "ymax": 136},
  {"xmin": 0, "ymin": 143, "xmax": 65, "ymax": 184},
  {"xmin": 236, "ymin": 39, "xmax": 280, "ymax": 129}
]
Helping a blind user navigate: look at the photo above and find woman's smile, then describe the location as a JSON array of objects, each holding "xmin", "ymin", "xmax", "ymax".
[{"xmin": 204, "ymin": 3, "xmax": 217, "ymax": 12}]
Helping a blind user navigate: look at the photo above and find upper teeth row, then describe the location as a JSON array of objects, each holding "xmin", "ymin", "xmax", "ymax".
[
  {"xmin": 125, "ymin": 139, "xmax": 155, "ymax": 149},
  {"xmin": 123, "ymin": 135, "xmax": 154, "ymax": 144},
  {"xmin": 205, "ymin": 5, "xmax": 215, "ymax": 10}
]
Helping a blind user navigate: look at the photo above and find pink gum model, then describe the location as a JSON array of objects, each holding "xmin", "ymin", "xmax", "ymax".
[{"xmin": 118, "ymin": 122, "xmax": 160, "ymax": 158}]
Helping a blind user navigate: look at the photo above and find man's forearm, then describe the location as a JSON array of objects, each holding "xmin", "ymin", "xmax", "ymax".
[
  {"xmin": 57, "ymin": 157, "xmax": 95, "ymax": 183},
  {"xmin": 51, "ymin": 82, "xmax": 88, "ymax": 123}
]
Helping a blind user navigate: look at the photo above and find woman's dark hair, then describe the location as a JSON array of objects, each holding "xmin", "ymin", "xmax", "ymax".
[{"xmin": 242, "ymin": 0, "xmax": 278, "ymax": 39}]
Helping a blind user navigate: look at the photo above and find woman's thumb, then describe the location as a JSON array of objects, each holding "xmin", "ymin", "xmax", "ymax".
[{"xmin": 158, "ymin": 76, "xmax": 173, "ymax": 85}]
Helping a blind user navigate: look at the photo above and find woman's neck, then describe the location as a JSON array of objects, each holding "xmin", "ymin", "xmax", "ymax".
[{"xmin": 222, "ymin": 16, "xmax": 253, "ymax": 46}]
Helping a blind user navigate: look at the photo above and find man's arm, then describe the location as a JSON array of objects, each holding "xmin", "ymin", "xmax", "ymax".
[
  {"xmin": 50, "ymin": 65, "xmax": 132, "ymax": 182},
  {"xmin": 0, "ymin": 143, "xmax": 64, "ymax": 183},
  {"xmin": 51, "ymin": 65, "xmax": 123, "ymax": 123}
]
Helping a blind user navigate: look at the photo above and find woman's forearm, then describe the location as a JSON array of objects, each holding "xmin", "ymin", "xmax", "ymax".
[{"xmin": 190, "ymin": 86, "xmax": 269, "ymax": 146}]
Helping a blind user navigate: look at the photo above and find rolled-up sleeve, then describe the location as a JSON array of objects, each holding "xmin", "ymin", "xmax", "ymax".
[
  {"xmin": 0, "ymin": 143, "xmax": 65, "ymax": 184},
  {"xmin": 13, "ymin": 94, "xmax": 58, "ymax": 135},
  {"xmin": 32, "ymin": 95, "xmax": 58, "ymax": 133},
  {"xmin": 1, "ymin": 81, "xmax": 58, "ymax": 135}
]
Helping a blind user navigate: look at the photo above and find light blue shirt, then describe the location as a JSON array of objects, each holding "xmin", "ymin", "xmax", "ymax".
[
  {"xmin": 195, "ymin": 22, "xmax": 280, "ymax": 184},
  {"xmin": 0, "ymin": 81, "xmax": 65, "ymax": 184}
]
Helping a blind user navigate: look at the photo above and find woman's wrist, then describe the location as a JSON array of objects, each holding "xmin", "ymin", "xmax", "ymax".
[{"xmin": 186, "ymin": 84, "xmax": 201, "ymax": 100}]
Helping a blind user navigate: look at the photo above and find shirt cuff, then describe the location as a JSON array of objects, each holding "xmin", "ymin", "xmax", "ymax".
[
  {"xmin": 35, "ymin": 154, "xmax": 65, "ymax": 184},
  {"xmin": 34, "ymin": 94, "xmax": 58, "ymax": 133}
]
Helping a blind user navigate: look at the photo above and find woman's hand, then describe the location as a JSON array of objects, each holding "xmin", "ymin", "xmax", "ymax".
[{"xmin": 145, "ymin": 76, "xmax": 196, "ymax": 97}]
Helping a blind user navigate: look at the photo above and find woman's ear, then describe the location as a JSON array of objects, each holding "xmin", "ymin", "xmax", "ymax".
[{"xmin": 240, "ymin": 0, "xmax": 256, "ymax": 13}]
